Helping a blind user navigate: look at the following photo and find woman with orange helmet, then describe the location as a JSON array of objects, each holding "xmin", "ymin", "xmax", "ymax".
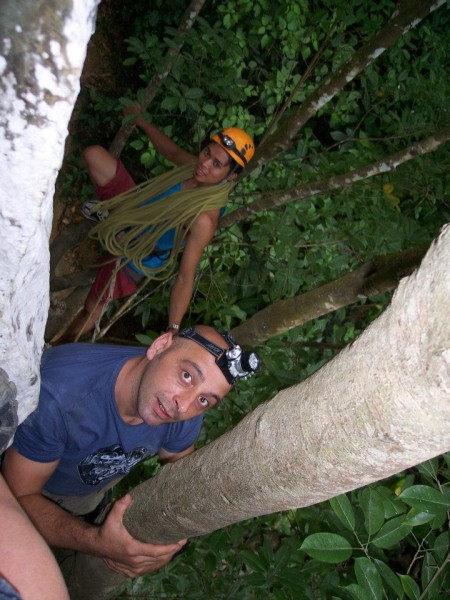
[{"xmin": 54, "ymin": 109, "xmax": 255, "ymax": 344}]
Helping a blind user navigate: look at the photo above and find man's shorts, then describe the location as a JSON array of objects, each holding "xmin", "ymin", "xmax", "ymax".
[{"xmin": 90, "ymin": 160, "xmax": 141, "ymax": 304}]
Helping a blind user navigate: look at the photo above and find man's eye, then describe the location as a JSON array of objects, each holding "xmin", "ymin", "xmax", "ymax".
[
  {"xmin": 199, "ymin": 397, "xmax": 209, "ymax": 408},
  {"xmin": 182, "ymin": 371, "xmax": 192, "ymax": 383}
]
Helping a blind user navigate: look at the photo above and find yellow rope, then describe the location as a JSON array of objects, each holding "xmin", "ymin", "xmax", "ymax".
[{"xmin": 89, "ymin": 163, "xmax": 233, "ymax": 279}]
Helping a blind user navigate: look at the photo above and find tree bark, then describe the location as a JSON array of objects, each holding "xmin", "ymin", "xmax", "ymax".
[
  {"xmin": 68, "ymin": 224, "xmax": 450, "ymax": 599},
  {"xmin": 221, "ymin": 127, "xmax": 450, "ymax": 228},
  {"xmin": 108, "ymin": 0, "xmax": 206, "ymax": 158},
  {"xmin": 252, "ymin": 0, "xmax": 446, "ymax": 170},
  {"xmin": 0, "ymin": 0, "xmax": 99, "ymax": 439},
  {"xmin": 231, "ymin": 244, "xmax": 428, "ymax": 346}
]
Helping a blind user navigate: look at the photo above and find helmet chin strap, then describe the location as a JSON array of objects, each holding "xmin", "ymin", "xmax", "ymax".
[{"xmin": 178, "ymin": 327, "xmax": 261, "ymax": 384}]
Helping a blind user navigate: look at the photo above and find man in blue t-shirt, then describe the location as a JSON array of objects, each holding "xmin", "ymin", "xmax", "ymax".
[{"xmin": 2, "ymin": 325, "xmax": 260, "ymax": 581}]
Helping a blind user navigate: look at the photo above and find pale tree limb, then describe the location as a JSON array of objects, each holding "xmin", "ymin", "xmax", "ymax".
[
  {"xmin": 252, "ymin": 0, "xmax": 446, "ymax": 170},
  {"xmin": 231, "ymin": 244, "xmax": 428, "ymax": 346},
  {"xmin": 108, "ymin": 0, "xmax": 206, "ymax": 157},
  {"xmin": 221, "ymin": 126, "xmax": 450, "ymax": 228},
  {"xmin": 67, "ymin": 224, "xmax": 450, "ymax": 600}
]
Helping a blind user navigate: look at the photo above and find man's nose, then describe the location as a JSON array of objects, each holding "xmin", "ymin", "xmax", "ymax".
[{"xmin": 174, "ymin": 392, "xmax": 195, "ymax": 414}]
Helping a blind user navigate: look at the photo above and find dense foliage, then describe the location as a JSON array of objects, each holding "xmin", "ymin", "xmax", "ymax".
[{"xmin": 58, "ymin": 0, "xmax": 450, "ymax": 597}]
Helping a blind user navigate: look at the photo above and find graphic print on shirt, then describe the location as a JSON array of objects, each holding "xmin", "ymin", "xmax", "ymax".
[{"xmin": 78, "ymin": 444, "xmax": 148, "ymax": 485}]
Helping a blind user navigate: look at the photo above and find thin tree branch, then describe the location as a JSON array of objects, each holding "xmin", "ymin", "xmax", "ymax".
[
  {"xmin": 260, "ymin": 23, "xmax": 336, "ymax": 146},
  {"xmin": 108, "ymin": 0, "xmax": 206, "ymax": 157},
  {"xmin": 252, "ymin": 0, "xmax": 446, "ymax": 171},
  {"xmin": 231, "ymin": 244, "xmax": 428, "ymax": 346},
  {"xmin": 221, "ymin": 127, "xmax": 450, "ymax": 228}
]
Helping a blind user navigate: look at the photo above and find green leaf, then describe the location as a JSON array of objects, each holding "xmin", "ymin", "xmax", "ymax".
[
  {"xmin": 330, "ymin": 130, "xmax": 347, "ymax": 142},
  {"xmin": 129, "ymin": 139, "xmax": 144, "ymax": 151},
  {"xmin": 203, "ymin": 103, "xmax": 216, "ymax": 116},
  {"xmin": 399, "ymin": 485, "xmax": 450, "ymax": 514},
  {"xmin": 240, "ymin": 549, "xmax": 266, "ymax": 573},
  {"xmin": 415, "ymin": 458, "xmax": 438, "ymax": 481},
  {"xmin": 273, "ymin": 539, "xmax": 298, "ymax": 571},
  {"xmin": 185, "ymin": 87, "xmax": 204, "ymax": 99},
  {"xmin": 403, "ymin": 508, "xmax": 435, "ymax": 526},
  {"xmin": 360, "ymin": 487, "xmax": 385, "ymax": 536},
  {"xmin": 345, "ymin": 583, "xmax": 372, "ymax": 600},
  {"xmin": 373, "ymin": 559, "xmax": 404, "ymax": 599},
  {"xmin": 376, "ymin": 486, "xmax": 407, "ymax": 519},
  {"xmin": 160, "ymin": 95, "xmax": 178, "ymax": 111},
  {"xmin": 432, "ymin": 531, "xmax": 449, "ymax": 563},
  {"xmin": 372, "ymin": 516, "xmax": 411, "ymax": 549},
  {"xmin": 300, "ymin": 533, "xmax": 353, "ymax": 563},
  {"xmin": 329, "ymin": 493, "xmax": 356, "ymax": 531},
  {"xmin": 399, "ymin": 574, "xmax": 420, "ymax": 600},
  {"xmin": 421, "ymin": 552, "xmax": 439, "ymax": 596},
  {"xmin": 134, "ymin": 332, "xmax": 154, "ymax": 345},
  {"xmin": 354, "ymin": 557, "xmax": 383, "ymax": 600}
]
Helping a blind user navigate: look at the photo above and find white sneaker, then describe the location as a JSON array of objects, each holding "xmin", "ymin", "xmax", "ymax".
[{"xmin": 81, "ymin": 199, "xmax": 109, "ymax": 223}]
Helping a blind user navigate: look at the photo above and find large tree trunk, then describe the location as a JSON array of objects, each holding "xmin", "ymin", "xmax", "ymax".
[
  {"xmin": 0, "ymin": 0, "xmax": 99, "ymax": 448},
  {"xmin": 69, "ymin": 224, "xmax": 450, "ymax": 599}
]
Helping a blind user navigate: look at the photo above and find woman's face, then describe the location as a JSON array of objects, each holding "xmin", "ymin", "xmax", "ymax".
[{"xmin": 193, "ymin": 142, "xmax": 236, "ymax": 185}]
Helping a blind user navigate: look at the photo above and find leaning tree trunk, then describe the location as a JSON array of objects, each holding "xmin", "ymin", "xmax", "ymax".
[
  {"xmin": 231, "ymin": 244, "xmax": 428, "ymax": 346},
  {"xmin": 0, "ymin": 0, "xmax": 100, "ymax": 449},
  {"xmin": 69, "ymin": 224, "xmax": 450, "ymax": 599}
]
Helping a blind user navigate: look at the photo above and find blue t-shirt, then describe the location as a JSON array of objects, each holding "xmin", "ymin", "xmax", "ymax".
[{"xmin": 12, "ymin": 344, "xmax": 203, "ymax": 497}]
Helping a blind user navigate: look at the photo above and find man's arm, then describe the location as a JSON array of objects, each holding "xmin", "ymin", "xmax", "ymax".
[
  {"xmin": 167, "ymin": 210, "xmax": 219, "ymax": 331},
  {"xmin": 159, "ymin": 444, "xmax": 195, "ymax": 465},
  {"xmin": 2, "ymin": 448, "xmax": 186, "ymax": 578},
  {"xmin": 0, "ymin": 473, "xmax": 69, "ymax": 600},
  {"xmin": 125, "ymin": 103, "xmax": 195, "ymax": 166}
]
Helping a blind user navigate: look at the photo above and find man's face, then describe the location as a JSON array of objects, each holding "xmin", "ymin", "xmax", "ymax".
[
  {"xmin": 193, "ymin": 142, "xmax": 235, "ymax": 185},
  {"xmin": 136, "ymin": 335, "xmax": 232, "ymax": 426}
]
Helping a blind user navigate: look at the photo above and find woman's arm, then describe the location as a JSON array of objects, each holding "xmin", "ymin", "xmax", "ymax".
[
  {"xmin": 125, "ymin": 104, "xmax": 196, "ymax": 166},
  {"xmin": 167, "ymin": 210, "xmax": 219, "ymax": 331}
]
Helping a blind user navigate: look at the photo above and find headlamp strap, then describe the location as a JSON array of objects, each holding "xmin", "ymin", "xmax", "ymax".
[{"xmin": 178, "ymin": 327, "xmax": 226, "ymax": 360}]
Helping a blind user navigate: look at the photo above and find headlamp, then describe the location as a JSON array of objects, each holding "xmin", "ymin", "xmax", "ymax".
[
  {"xmin": 217, "ymin": 132, "xmax": 248, "ymax": 166},
  {"xmin": 178, "ymin": 327, "xmax": 261, "ymax": 385}
]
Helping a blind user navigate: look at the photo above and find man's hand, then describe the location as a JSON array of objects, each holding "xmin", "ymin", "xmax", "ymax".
[{"xmin": 97, "ymin": 493, "xmax": 187, "ymax": 578}]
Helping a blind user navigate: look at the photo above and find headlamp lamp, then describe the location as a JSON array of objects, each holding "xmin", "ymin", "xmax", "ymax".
[{"xmin": 178, "ymin": 327, "xmax": 261, "ymax": 384}]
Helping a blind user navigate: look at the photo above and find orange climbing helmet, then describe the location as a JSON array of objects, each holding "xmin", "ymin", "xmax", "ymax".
[{"xmin": 211, "ymin": 127, "xmax": 255, "ymax": 168}]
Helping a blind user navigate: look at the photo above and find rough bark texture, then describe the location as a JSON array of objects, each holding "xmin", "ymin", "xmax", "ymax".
[
  {"xmin": 252, "ymin": 0, "xmax": 446, "ymax": 170},
  {"xmin": 70, "ymin": 225, "xmax": 450, "ymax": 599},
  {"xmin": 221, "ymin": 127, "xmax": 450, "ymax": 228},
  {"xmin": 231, "ymin": 245, "xmax": 428, "ymax": 346},
  {"xmin": 0, "ymin": 0, "xmax": 99, "ymax": 442}
]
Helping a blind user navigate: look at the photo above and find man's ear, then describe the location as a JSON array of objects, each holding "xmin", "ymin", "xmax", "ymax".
[{"xmin": 146, "ymin": 331, "xmax": 173, "ymax": 360}]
